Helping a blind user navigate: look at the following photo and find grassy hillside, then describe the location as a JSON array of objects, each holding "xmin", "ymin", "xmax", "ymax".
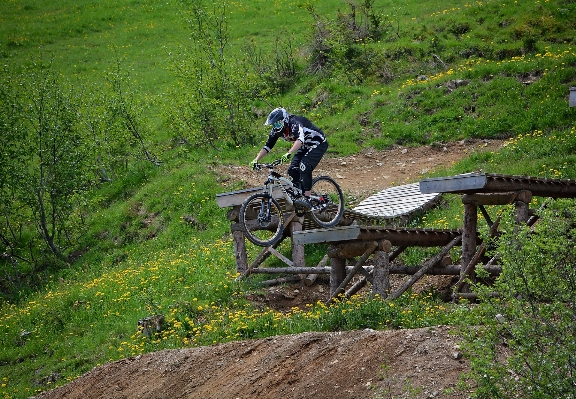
[{"xmin": 1, "ymin": 0, "xmax": 576, "ymax": 398}]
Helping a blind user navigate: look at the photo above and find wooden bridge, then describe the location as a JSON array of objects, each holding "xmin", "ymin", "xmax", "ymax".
[{"xmin": 216, "ymin": 173, "xmax": 576, "ymax": 302}]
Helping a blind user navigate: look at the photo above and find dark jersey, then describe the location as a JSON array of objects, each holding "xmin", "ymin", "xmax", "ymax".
[{"xmin": 263, "ymin": 114, "xmax": 326, "ymax": 153}]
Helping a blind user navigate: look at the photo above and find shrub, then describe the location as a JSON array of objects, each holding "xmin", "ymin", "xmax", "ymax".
[{"xmin": 464, "ymin": 199, "xmax": 576, "ymax": 399}]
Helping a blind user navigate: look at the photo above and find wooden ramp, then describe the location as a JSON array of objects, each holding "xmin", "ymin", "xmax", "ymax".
[
  {"xmin": 346, "ymin": 182, "xmax": 441, "ymax": 223},
  {"xmin": 217, "ymin": 172, "xmax": 576, "ymax": 301}
]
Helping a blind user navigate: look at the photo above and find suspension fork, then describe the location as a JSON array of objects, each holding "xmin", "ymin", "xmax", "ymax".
[{"xmin": 258, "ymin": 186, "xmax": 274, "ymax": 221}]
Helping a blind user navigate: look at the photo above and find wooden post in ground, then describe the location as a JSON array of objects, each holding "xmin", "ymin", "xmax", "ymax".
[
  {"xmin": 372, "ymin": 249, "xmax": 390, "ymax": 298},
  {"xmin": 232, "ymin": 230, "xmax": 248, "ymax": 274},
  {"xmin": 290, "ymin": 218, "xmax": 305, "ymax": 268},
  {"xmin": 345, "ymin": 245, "xmax": 407, "ymax": 298},
  {"xmin": 453, "ymin": 215, "xmax": 502, "ymax": 298},
  {"xmin": 330, "ymin": 257, "xmax": 346, "ymax": 298},
  {"xmin": 327, "ymin": 241, "xmax": 378, "ymax": 305},
  {"xmin": 515, "ymin": 191, "xmax": 532, "ymax": 224},
  {"xmin": 461, "ymin": 202, "xmax": 478, "ymax": 291}
]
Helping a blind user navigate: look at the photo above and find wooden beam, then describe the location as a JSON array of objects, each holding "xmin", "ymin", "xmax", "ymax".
[
  {"xmin": 267, "ymin": 247, "xmax": 294, "ymax": 267},
  {"xmin": 295, "ymin": 225, "xmax": 464, "ymax": 247},
  {"xmin": 389, "ymin": 235, "xmax": 462, "ymax": 300},
  {"xmin": 327, "ymin": 239, "xmax": 392, "ymax": 258},
  {"xmin": 462, "ymin": 190, "xmax": 532, "ymax": 205},
  {"xmin": 249, "ymin": 264, "xmax": 501, "ymax": 276},
  {"xmin": 327, "ymin": 241, "xmax": 378, "ymax": 305}
]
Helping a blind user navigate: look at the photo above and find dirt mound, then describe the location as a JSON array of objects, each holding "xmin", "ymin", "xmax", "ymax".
[{"xmin": 34, "ymin": 327, "xmax": 471, "ymax": 399}]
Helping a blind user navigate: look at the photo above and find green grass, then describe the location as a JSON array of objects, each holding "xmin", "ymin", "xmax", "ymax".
[{"xmin": 2, "ymin": 0, "xmax": 576, "ymax": 397}]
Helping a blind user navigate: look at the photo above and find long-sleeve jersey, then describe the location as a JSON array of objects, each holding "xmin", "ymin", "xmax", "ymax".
[{"xmin": 263, "ymin": 114, "xmax": 326, "ymax": 153}]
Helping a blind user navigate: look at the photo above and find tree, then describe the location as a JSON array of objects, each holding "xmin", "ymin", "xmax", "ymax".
[
  {"xmin": 168, "ymin": 0, "xmax": 263, "ymax": 149},
  {"xmin": 0, "ymin": 66, "xmax": 30, "ymax": 265},
  {"xmin": 19, "ymin": 62, "xmax": 95, "ymax": 260}
]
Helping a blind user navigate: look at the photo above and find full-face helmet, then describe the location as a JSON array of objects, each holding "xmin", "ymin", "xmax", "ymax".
[{"xmin": 265, "ymin": 107, "xmax": 288, "ymax": 133}]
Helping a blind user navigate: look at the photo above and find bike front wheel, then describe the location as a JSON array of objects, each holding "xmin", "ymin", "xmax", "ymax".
[
  {"xmin": 309, "ymin": 176, "xmax": 345, "ymax": 228},
  {"xmin": 239, "ymin": 193, "xmax": 285, "ymax": 246}
]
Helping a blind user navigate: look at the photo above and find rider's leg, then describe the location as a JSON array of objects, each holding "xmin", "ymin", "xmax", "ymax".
[
  {"xmin": 299, "ymin": 141, "xmax": 328, "ymax": 197},
  {"xmin": 288, "ymin": 150, "xmax": 306, "ymax": 192}
]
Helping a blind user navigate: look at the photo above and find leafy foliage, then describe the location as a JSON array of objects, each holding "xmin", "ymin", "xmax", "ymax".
[
  {"xmin": 166, "ymin": 0, "xmax": 265, "ymax": 149},
  {"xmin": 1, "ymin": 0, "xmax": 576, "ymax": 397},
  {"xmin": 465, "ymin": 200, "xmax": 576, "ymax": 398}
]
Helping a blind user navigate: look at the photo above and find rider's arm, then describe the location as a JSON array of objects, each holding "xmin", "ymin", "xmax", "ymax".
[
  {"xmin": 287, "ymin": 139, "xmax": 303, "ymax": 156},
  {"xmin": 254, "ymin": 148, "xmax": 267, "ymax": 162}
]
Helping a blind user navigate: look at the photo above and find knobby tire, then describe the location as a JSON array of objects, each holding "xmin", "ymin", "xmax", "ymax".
[
  {"xmin": 239, "ymin": 193, "xmax": 284, "ymax": 247},
  {"xmin": 309, "ymin": 176, "xmax": 344, "ymax": 228}
]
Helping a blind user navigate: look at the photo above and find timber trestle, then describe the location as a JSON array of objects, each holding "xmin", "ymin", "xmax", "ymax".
[{"xmin": 216, "ymin": 173, "xmax": 576, "ymax": 301}]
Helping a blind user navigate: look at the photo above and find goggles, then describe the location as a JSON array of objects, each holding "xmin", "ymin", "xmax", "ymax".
[{"xmin": 272, "ymin": 120, "xmax": 283, "ymax": 130}]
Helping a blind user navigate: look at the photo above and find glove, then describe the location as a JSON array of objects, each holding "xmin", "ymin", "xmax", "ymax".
[
  {"xmin": 249, "ymin": 158, "xmax": 257, "ymax": 170},
  {"xmin": 280, "ymin": 152, "xmax": 292, "ymax": 164}
]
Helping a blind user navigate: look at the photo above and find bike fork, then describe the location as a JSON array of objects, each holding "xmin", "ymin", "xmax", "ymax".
[{"xmin": 258, "ymin": 195, "xmax": 271, "ymax": 222}]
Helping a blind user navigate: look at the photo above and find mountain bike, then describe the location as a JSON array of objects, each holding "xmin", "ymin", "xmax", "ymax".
[{"xmin": 239, "ymin": 159, "xmax": 344, "ymax": 246}]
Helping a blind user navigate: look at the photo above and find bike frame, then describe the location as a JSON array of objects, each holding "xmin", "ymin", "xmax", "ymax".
[{"xmin": 260, "ymin": 165, "xmax": 300, "ymax": 207}]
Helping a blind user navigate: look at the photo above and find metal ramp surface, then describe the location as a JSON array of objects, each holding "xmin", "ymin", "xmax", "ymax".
[{"xmin": 349, "ymin": 182, "xmax": 441, "ymax": 221}]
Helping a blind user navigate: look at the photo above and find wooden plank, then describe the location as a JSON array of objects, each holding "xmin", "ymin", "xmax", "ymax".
[
  {"xmin": 420, "ymin": 173, "xmax": 576, "ymax": 198},
  {"xmin": 294, "ymin": 226, "xmax": 464, "ymax": 247},
  {"xmin": 419, "ymin": 173, "xmax": 488, "ymax": 194},
  {"xmin": 571, "ymin": 87, "xmax": 576, "ymax": 107},
  {"xmin": 293, "ymin": 225, "xmax": 361, "ymax": 245}
]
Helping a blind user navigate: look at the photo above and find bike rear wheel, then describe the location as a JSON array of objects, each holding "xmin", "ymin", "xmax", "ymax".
[
  {"xmin": 309, "ymin": 176, "xmax": 345, "ymax": 228},
  {"xmin": 239, "ymin": 193, "xmax": 285, "ymax": 246}
]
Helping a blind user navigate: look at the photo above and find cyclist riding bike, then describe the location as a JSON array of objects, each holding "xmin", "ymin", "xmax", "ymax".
[{"xmin": 250, "ymin": 107, "xmax": 328, "ymax": 209}]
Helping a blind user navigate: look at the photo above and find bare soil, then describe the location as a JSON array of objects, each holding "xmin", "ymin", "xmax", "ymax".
[
  {"xmin": 219, "ymin": 138, "xmax": 503, "ymax": 200},
  {"xmin": 34, "ymin": 139, "xmax": 502, "ymax": 399}
]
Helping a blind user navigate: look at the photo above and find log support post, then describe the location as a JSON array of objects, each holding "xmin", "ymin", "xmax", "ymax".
[
  {"xmin": 290, "ymin": 218, "xmax": 305, "ymax": 268},
  {"xmin": 461, "ymin": 202, "xmax": 478, "ymax": 291},
  {"xmin": 233, "ymin": 230, "xmax": 248, "ymax": 274},
  {"xmin": 515, "ymin": 192, "xmax": 532, "ymax": 224},
  {"xmin": 327, "ymin": 241, "xmax": 378, "ymax": 304},
  {"xmin": 372, "ymin": 249, "xmax": 390, "ymax": 298},
  {"xmin": 330, "ymin": 257, "xmax": 347, "ymax": 297}
]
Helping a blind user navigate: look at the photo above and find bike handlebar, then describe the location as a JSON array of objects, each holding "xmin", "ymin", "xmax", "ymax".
[{"xmin": 253, "ymin": 159, "xmax": 283, "ymax": 170}]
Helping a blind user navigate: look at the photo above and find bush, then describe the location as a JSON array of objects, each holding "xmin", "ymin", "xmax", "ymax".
[{"xmin": 464, "ymin": 199, "xmax": 576, "ymax": 399}]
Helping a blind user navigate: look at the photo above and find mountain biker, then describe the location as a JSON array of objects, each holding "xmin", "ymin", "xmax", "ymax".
[{"xmin": 250, "ymin": 107, "xmax": 328, "ymax": 208}]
